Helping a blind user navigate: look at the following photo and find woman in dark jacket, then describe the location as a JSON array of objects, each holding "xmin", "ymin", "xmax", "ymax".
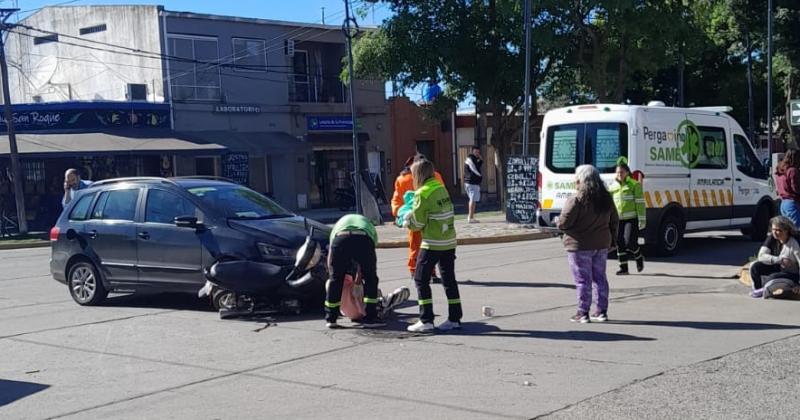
[
  {"xmin": 775, "ymin": 149, "xmax": 800, "ymax": 227},
  {"xmin": 557, "ymin": 164, "xmax": 619, "ymax": 323}
]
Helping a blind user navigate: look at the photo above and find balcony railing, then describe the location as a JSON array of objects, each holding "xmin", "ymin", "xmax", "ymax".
[{"xmin": 289, "ymin": 74, "xmax": 346, "ymax": 104}]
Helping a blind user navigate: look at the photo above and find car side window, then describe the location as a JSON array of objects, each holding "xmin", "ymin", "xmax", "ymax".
[
  {"xmin": 145, "ymin": 189, "xmax": 198, "ymax": 224},
  {"xmin": 91, "ymin": 189, "xmax": 139, "ymax": 221},
  {"xmin": 68, "ymin": 193, "xmax": 95, "ymax": 221},
  {"xmin": 734, "ymin": 134, "xmax": 766, "ymax": 179}
]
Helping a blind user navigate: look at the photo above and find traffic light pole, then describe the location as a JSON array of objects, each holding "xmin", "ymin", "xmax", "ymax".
[{"xmin": 0, "ymin": 10, "xmax": 28, "ymax": 234}]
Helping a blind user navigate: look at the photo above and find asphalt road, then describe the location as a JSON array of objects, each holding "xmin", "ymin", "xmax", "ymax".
[{"xmin": 2, "ymin": 232, "xmax": 799, "ymax": 419}]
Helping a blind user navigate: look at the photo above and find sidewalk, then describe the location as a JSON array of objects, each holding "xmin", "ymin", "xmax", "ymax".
[{"xmin": 374, "ymin": 214, "xmax": 552, "ymax": 248}]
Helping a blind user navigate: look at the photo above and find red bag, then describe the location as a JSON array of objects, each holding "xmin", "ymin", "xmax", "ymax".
[{"xmin": 340, "ymin": 273, "xmax": 366, "ymax": 320}]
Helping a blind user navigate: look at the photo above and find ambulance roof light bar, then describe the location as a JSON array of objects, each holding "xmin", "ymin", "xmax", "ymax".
[{"xmin": 690, "ymin": 106, "xmax": 733, "ymax": 113}]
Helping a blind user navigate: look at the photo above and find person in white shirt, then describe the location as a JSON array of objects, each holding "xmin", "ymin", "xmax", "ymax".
[
  {"xmin": 463, "ymin": 146, "xmax": 483, "ymax": 223},
  {"xmin": 748, "ymin": 215, "xmax": 800, "ymax": 298}
]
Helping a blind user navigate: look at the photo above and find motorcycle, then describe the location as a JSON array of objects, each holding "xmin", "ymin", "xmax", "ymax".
[{"xmin": 198, "ymin": 227, "xmax": 328, "ymax": 319}]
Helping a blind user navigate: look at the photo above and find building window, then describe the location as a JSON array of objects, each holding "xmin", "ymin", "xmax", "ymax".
[
  {"xmin": 167, "ymin": 35, "xmax": 221, "ymax": 101},
  {"xmin": 127, "ymin": 84, "xmax": 147, "ymax": 101},
  {"xmin": 79, "ymin": 24, "xmax": 107, "ymax": 35},
  {"xmin": 33, "ymin": 34, "xmax": 58, "ymax": 45},
  {"xmin": 232, "ymin": 38, "xmax": 266, "ymax": 72}
]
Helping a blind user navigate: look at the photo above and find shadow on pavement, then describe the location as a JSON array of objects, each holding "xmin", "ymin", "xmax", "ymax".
[
  {"xmin": 647, "ymin": 235, "xmax": 754, "ymax": 266},
  {"xmin": 356, "ymin": 321, "xmax": 655, "ymax": 342},
  {"xmin": 609, "ymin": 320, "xmax": 800, "ymax": 331},
  {"xmin": 102, "ymin": 293, "xmax": 216, "ymax": 312},
  {"xmin": 634, "ymin": 273, "xmax": 738, "ymax": 280},
  {"xmin": 461, "ymin": 280, "xmax": 574, "ymax": 289},
  {"xmin": 0, "ymin": 379, "xmax": 50, "ymax": 407}
]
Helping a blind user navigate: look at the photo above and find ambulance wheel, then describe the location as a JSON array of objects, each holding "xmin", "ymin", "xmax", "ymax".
[
  {"xmin": 655, "ymin": 214, "xmax": 682, "ymax": 256},
  {"xmin": 749, "ymin": 204, "xmax": 771, "ymax": 242}
]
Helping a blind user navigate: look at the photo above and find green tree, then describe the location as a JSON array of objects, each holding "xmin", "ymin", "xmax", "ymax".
[{"xmin": 346, "ymin": 0, "xmax": 571, "ymax": 201}]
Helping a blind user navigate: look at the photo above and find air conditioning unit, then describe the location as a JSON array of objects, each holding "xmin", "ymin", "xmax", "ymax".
[
  {"xmin": 127, "ymin": 83, "xmax": 147, "ymax": 101},
  {"xmin": 285, "ymin": 39, "xmax": 295, "ymax": 57}
]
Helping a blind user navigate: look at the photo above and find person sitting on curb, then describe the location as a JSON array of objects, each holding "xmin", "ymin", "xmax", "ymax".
[
  {"xmin": 748, "ymin": 215, "xmax": 800, "ymax": 298},
  {"xmin": 324, "ymin": 214, "xmax": 385, "ymax": 329}
]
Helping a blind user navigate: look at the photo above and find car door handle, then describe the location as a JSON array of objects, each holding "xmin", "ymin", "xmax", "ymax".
[
  {"xmin": 724, "ymin": 177, "xmax": 732, "ymax": 181},
  {"xmin": 138, "ymin": 232, "xmax": 150, "ymax": 240},
  {"xmin": 87, "ymin": 230, "xmax": 97, "ymax": 239},
  {"xmin": 735, "ymin": 178, "xmax": 742, "ymax": 182}
]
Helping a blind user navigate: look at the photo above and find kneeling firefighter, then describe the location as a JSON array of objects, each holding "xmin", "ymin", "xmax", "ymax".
[{"xmin": 324, "ymin": 214, "xmax": 385, "ymax": 329}]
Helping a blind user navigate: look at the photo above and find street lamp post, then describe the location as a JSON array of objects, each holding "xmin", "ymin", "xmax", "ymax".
[
  {"xmin": 767, "ymin": 0, "xmax": 773, "ymax": 163},
  {"xmin": 343, "ymin": 0, "xmax": 362, "ymax": 214},
  {"xmin": 521, "ymin": 0, "xmax": 532, "ymax": 156}
]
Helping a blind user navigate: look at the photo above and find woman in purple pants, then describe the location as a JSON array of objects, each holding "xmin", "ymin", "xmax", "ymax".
[{"xmin": 557, "ymin": 165, "xmax": 619, "ymax": 323}]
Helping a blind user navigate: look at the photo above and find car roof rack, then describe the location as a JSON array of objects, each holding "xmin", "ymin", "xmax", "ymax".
[
  {"xmin": 89, "ymin": 177, "xmax": 178, "ymax": 188},
  {"xmin": 171, "ymin": 176, "xmax": 237, "ymax": 183}
]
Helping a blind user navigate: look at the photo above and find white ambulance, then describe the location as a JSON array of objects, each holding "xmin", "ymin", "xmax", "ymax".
[{"xmin": 536, "ymin": 102, "xmax": 775, "ymax": 255}]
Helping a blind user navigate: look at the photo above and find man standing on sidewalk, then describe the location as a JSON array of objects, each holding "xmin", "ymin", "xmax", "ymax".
[{"xmin": 464, "ymin": 146, "xmax": 483, "ymax": 223}]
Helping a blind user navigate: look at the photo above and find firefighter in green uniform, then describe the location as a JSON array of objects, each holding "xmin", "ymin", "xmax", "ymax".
[
  {"xmin": 608, "ymin": 157, "xmax": 646, "ymax": 275},
  {"xmin": 324, "ymin": 214, "xmax": 385, "ymax": 329},
  {"xmin": 404, "ymin": 159, "xmax": 462, "ymax": 332}
]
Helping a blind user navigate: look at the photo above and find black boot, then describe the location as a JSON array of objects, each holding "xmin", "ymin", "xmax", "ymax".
[
  {"xmin": 616, "ymin": 266, "xmax": 629, "ymax": 275},
  {"xmin": 636, "ymin": 256, "xmax": 644, "ymax": 273}
]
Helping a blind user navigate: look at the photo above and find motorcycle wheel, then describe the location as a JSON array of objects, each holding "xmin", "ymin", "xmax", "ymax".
[{"xmin": 212, "ymin": 289, "xmax": 237, "ymax": 311}]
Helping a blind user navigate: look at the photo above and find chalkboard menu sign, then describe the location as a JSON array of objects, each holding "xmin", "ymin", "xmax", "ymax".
[
  {"xmin": 505, "ymin": 155, "xmax": 538, "ymax": 224},
  {"xmin": 222, "ymin": 153, "xmax": 249, "ymax": 185}
]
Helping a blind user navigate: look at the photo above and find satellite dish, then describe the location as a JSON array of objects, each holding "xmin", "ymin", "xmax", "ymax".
[{"xmin": 29, "ymin": 55, "xmax": 58, "ymax": 91}]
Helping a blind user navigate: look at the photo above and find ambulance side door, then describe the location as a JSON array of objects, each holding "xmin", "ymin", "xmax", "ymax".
[
  {"xmin": 685, "ymin": 113, "xmax": 733, "ymax": 229},
  {"xmin": 731, "ymin": 133, "xmax": 769, "ymax": 226}
]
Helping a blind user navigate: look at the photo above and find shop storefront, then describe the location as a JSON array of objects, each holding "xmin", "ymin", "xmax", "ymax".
[{"xmin": 0, "ymin": 102, "xmax": 226, "ymax": 230}]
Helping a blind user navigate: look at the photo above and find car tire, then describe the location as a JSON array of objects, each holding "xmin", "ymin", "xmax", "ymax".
[
  {"xmin": 655, "ymin": 214, "xmax": 683, "ymax": 257},
  {"xmin": 749, "ymin": 204, "xmax": 770, "ymax": 242},
  {"xmin": 67, "ymin": 261, "xmax": 108, "ymax": 306}
]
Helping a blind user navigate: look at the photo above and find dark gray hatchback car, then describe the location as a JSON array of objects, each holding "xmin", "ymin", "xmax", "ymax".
[{"xmin": 50, "ymin": 177, "xmax": 329, "ymax": 306}]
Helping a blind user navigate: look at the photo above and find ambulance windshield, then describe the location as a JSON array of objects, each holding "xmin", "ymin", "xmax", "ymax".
[{"xmin": 546, "ymin": 123, "xmax": 628, "ymax": 174}]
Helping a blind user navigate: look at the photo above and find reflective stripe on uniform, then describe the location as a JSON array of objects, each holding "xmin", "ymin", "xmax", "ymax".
[
  {"xmin": 363, "ymin": 297, "xmax": 379, "ymax": 304},
  {"xmin": 418, "ymin": 298, "xmax": 433, "ymax": 305},
  {"xmin": 422, "ymin": 238, "xmax": 457, "ymax": 247},
  {"xmin": 324, "ymin": 301, "xmax": 341, "ymax": 308},
  {"xmin": 447, "ymin": 298, "xmax": 461, "ymax": 305},
  {"xmin": 428, "ymin": 211, "xmax": 454, "ymax": 221}
]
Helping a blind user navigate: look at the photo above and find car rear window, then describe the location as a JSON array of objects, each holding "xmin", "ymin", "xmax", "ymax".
[
  {"xmin": 546, "ymin": 122, "xmax": 628, "ymax": 173},
  {"xmin": 68, "ymin": 193, "xmax": 95, "ymax": 221}
]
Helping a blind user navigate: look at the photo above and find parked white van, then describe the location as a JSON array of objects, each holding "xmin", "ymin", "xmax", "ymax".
[{"xmin": 536, "ymin": 102, "xmax": 774, "ymax": 255}]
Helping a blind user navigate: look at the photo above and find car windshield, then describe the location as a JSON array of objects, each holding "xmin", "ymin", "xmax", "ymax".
[{"xmin": 187, "ymin": 185, "xmax": 293, "ymax": 220}]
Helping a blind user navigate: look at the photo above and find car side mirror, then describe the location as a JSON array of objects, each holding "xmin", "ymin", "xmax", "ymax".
[{"xmin": 175, "ymin": 215, "xmax": 203, "ymax": 230}]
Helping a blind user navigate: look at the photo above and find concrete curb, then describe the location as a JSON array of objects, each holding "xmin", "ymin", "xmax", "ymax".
[
  {"xmin": 376, "ymin": 231, "xmax": 553, "ymax": 249},
  {"xmin": 0, "ymin": 241, "xmax": 50, "ymax": 251}
]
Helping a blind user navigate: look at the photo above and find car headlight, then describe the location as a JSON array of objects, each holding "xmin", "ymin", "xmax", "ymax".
[{"xmin": 257, "ymin": 242, "xmax": 294, "ymax": 260}]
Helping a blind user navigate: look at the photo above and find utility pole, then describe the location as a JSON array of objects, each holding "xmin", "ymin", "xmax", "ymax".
[
  {"xmin": 767, "ymin": 0, "xmax": 774, "ymax": 163},
  {"xmin": 0, "ymin": 9, "xmax": 28, "ymax": 234},
  {"xmin": 321, "ymin": 7, "xmax": 325, "ymax": 25},
  {"xmin": 746, "ymin": 31, "xmax": 756, "ymax": 148},
  {"xmin": 521, "ymin": 0, "xmax": 532, "ymax": 156},
  {"xmin": 343, "ymin": 0, "xmax": 362, "ymax": 214}
]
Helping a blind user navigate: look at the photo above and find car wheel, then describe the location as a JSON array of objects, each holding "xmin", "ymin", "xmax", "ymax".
[
  {"xmin": 749, "ymin": 204, "xmax": 770, "ymax": 242},
  {"xmin": 68, "ymin": 261, "xmax": 108, "ymax": 306},
  {"xmin": 656, "ymin": 214, "xmax": 683, "ymax": 256}
]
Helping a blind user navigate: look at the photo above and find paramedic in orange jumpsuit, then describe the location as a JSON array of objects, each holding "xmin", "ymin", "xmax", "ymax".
[{"xmin": 391, "ymin": 154, "xmax": 445, "ymax": 278}]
